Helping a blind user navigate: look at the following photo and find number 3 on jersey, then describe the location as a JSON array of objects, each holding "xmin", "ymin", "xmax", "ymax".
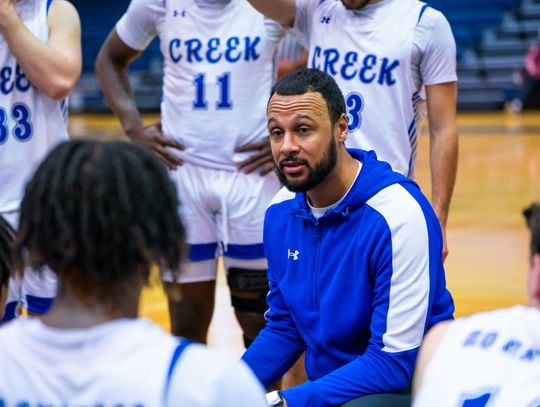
[
  {"xmin": 193, "ymin": 72, "xmax": 232, "ymax": 110},
  {"xmin": 345, "ymin": 92, "xmax": 364, "ymax": 132},
  {"xmin": 0, "ymin": 103, "xmax": 33, "ymax": 144}
]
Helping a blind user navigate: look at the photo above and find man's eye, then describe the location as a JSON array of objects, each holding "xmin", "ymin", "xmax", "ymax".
[
  {"xmin": 298, "ymin": 127, "xmax": 310, "ymax": 134},
  {"xmin": 270, "ymin": 129, "xmax": 283, "ymax": 137}
]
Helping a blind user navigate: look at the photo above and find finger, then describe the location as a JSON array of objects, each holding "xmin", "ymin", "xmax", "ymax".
[
  {"xmin": 259, "ymin": 162, "xmax": 275, "ymax": 176},
  {"xmin": 235, "ymin": 140, "xmax": 268, "ymax": 153},
  {"xmin": 241, "ymin": 156, "xmax": 274, "ymax": 174},
  {"xmin": 154, "ymin": 144, "xmax": 184, "ymax": 167},
  {"xmin": 160, "ymin": 138, "xmax": 185, "ymax": 151},
  {"xmin": 237, "ymin": 151, "xmax": 269, "ymax": 169}
]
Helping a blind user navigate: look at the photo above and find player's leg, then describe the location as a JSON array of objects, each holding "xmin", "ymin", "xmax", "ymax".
[
  {"xmin": 164, "ymin": 163, "xmax": 219, "ymax": 342},
  {"xmin": 222, "ymin": 170, "xmax": 281, "ymax": 347},
  {"xmin": 223, "ymin": 257, "xmax": 269, "ymax": 347},
  {"xmin": 164, "ymin": 260, "xmax": 217, "ymax": 342}
]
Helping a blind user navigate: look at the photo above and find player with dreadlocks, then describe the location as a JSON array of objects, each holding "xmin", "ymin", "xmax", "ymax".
[
  {"xmin": 0, "ymin": 140, "xmax": 266, "ymax": 406},
  {"xmin": 0, "ymin": 216, "xmax": 15, "ymax": 320}
]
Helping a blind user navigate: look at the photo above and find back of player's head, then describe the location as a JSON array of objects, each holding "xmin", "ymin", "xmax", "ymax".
[
  {"xmin": 270, "ymin": 68, "xmax": 346, "ymax": 125},
  {"xmin": 0, "ymin": 216, "xmax": 14, "ymax": 288},
  {"xmin": 524, "ymin": 202, "xmax": 540, "ymax": 256},
  {"xmin": 13, "ymin": 140, "xmax": 184, "ymax": 304}
]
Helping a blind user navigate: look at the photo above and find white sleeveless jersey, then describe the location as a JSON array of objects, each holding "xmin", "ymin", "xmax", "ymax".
[
  {"xmin": 0, "ymin": 317, "xmax": 267, "ymax": 406},
  {"xmin": 0, "ymin": 0, "xmax": 69, "ymax": 212},
  {"xmin": 292, "ymin": 0, "xmax": 456, "ymax": 177},
  {"xmin": 131, "ymin": 0, "xmax": 281, "ymax": 170},
  {"xmin": 414, "ymin": 306, "xmax": 540, "ymax": 407}
]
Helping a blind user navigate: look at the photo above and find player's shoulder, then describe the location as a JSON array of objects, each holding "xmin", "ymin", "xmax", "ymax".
[
  {"xmin": 47, "ymin": 0, "xmax": 80, "ymax": 20},
  {"xmin": 416, "ymin": 3, "xmax": 451, "ymax": 30}
]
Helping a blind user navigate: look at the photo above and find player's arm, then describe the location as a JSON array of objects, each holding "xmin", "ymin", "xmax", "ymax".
[
  {"xmin": 426, "ymin": 82, "xmax": 458, "ymax": 261},
  {"xmin": 95, "ymin": 29, "xmax": 183, "ymax": 169},
  {"xmin": 412, "ymin": 321, "xmax": 451, "ymax": 399},
  {"xmin": 0, "ymin": 0, "xmax": 81, "ymax": 100},
  {"xmin": 246, "ymin": 0, "xmax": 297, "ymax": 27}
]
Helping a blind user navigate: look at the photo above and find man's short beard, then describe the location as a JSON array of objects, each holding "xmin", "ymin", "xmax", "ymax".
[{"xmin": 276, "ymin": 137, "xmax": 338, "ymax": 193}]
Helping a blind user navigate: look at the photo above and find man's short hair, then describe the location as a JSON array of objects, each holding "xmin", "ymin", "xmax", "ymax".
[
  {"xmin": 524, "ymin": 202, "xmax": 540, "ymax": 256},
  {"xmin": 270, "ymin": 68, "xmax": 346, "ymax": 125},
  {"xmin": 13, "ymin": 140, "xmax": 185, "ymax": 305},
  {"xmin": 0, "ymin": 216, "xmax": 15, "ymax": 287}
]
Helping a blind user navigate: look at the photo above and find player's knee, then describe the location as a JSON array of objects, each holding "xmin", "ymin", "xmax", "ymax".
[{"xmin": 227, "ymin": 267, "xmax": 269, "ymax": 314}]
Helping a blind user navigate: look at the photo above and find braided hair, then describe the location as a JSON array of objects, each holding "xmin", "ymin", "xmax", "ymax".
[
  {"xmin": 13, "ymin": 140, "xmax": 185, "ymax": 304},
  {"xmin": 0, "ymin": 216, "xmax": 14, "ymax": 287},
  {"xmin": 524, "ymin": 202, "xmax": 540, "ymax": 256}
]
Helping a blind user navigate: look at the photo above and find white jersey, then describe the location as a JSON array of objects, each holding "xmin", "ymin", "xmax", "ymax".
[
  {"xmin": 116, "ymin": 0, "xmax": 284, "ymax": 171},
  {"xmin": 292, "ymin": 0, "xmax": 457, "ymax": 177},
  {"xmin": 414, "ymin": 306, "xmax": 540, "ymax": 407},
  {"xmin": 0, "ymin": 317, "xmax": 267, "ymax": 406},
  {"xmin": 0, "ymin": 0, "xmax": 69, "ymax": 212}
]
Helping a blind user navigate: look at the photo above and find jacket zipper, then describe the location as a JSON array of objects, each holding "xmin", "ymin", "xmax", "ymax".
[{"xmin": 312, "ymin": 222, "xmax": 321, "ymax": 310}]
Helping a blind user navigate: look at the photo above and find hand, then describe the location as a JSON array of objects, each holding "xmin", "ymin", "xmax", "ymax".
[
  {"xmin": 236, "ymin": 137, "xmax": 275, "ymax": 176},
  {"xmin": 0, "ymin": 0, "xmax": 19, "ymax": 32},
  {"xmin": 127, "ymin": 121, "xmax": 184, "ymax": 170}
]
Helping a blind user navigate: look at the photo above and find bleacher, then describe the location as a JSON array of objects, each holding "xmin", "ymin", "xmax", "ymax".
[
  {"xmin": 70, "ymin": 0, "xmax": 163, "ymax": 112},
  {"xmin": 431, "ymin": 0, "xmax": 540, "ymax": 110},
  {"xmin": 71, "ymin": 0, "xmax": 539, "ymax": 112}
]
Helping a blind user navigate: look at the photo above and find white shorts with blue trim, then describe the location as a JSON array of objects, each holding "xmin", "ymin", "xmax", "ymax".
[
  {"xmin": 163, "ymin": 162, "xmax": 280, "ymax": 284},
  {"xmin": 1, "ymin": 211, "xmax": 56, "ymax": 321}
]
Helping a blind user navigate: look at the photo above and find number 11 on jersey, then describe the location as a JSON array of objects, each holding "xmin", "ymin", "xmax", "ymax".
[{"xmin": 193, "ymin": 72, "xmax": 232, "ymax": 110}]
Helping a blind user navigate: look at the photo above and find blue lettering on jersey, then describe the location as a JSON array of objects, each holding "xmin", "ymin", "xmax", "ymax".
[
  {"xmin": 168, "ymin": 36, "xmax": 261, "ymax": 64},
  {"xmin": 0, "ymin": 64, "xmax": 31, "ymax": 95},
  {"xmin": 310, "ymin": 46, "xmax": 400, "ymax": 86},
  {"xmin": 463, "ymin": 330, "xmax": 481, "ymax": 347},
  {"xmin": 502, "ymin": 339, "xmax": 522, "ymax": 355}
]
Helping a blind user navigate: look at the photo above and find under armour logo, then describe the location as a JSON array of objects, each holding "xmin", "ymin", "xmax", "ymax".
[
  {"xmin": 173, "ymin": 10, "xmax": 187, "ymax": 17},
  {"xmin": 288, "ymin": 249, "xmax": 299, "ymax": 261},
  {"xmin": 320, "ymin": 16, "xmax": 331, "ymax": 24}
]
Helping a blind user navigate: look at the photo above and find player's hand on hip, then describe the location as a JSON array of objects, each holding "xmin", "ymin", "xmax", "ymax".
[
  {"xmin": 235, "ymin": 137, "xmax": 274, "ymax": 176},
  {"xmin": 127, "ymin": 121, "xmax": 184, "ymax": 170}
]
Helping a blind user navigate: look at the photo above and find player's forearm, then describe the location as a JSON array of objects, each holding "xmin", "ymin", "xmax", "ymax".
[
  {"xmin": 95, "ymin": 53, "xmax": 144, "ymax": 138},
  {"xmin": 0, "ymin": 14, "xmax": 79, "ymax": 100},
  {"xmin": 246, "ymin": 0, "xmax": 296, "ymax": 27},
  {"xmin": 429, "ymin": 126, "xmax": 458, "ymax": 227}
]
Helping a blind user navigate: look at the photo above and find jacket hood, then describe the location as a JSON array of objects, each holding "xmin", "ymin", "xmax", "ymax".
[{"xmin": 291, "ymin": 149, "xmax": 419, "ymax": 218}]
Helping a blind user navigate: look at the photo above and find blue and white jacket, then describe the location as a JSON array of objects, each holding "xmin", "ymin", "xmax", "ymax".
[{"xmin": 243, "ymin": 149, "xmax": 454, "ymax": 406}]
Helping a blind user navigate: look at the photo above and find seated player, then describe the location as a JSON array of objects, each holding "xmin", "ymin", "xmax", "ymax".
[
  {"xmin": 0, "ymin": 140, "xmax": 267, "ymax": 406},
  {"xmin": 0, "ymin": 216, "xmax": 15, "ymax": 320},
  {"xmin": 413, "ymin": 202, "xmax": 540, "ymax": 406}
]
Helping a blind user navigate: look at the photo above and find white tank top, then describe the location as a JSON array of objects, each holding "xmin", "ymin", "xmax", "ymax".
[
  {"xmin": 0, "ymin": 0, "xmax": 69, "ymax": 212},
  {"xmin": 297, "ymin": 0, "xmax": 426, "ymax": 177},
  {"xmin": 159, "ymin": 0, "xmax": 279, "ymax": 170},
  {"xmin": 414, "ymin": 306, "xmax": 540, "ymax": 407}
]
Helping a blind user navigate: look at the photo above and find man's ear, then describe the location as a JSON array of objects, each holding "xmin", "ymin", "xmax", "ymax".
[
  {"xmin": 335, "ymin": 113, "xmax": 349, "ymax": 144},
  {"xmin": 529, "ymin": 253, "xmax": 540, "ymax": 307}
]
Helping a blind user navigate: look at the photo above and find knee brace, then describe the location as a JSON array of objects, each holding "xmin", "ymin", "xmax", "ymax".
[{"xmin": 227, "ymin": 267, "xmax": 269, "ymax": 313}]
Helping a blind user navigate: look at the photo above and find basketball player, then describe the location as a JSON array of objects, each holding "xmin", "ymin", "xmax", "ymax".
[
  {"xmin": 412, "ymin": 202, "xmax": 540, "ymax": 407},
  {"xmin": 244, "ymin": 0, "xmax": 459, "ymax": 260},
  {"xmin": 0, "ymin": 140, "xmax": 267, "ymax": 406},
  {"xmin": 95, "ymin": 0, "xmax": 283, "ymax": 346},
  {"xmin": 0, "ymin": 0, "xmax": 81, "ymax": 320},
  {"xmin": 0, "ymin": 216, "xmax": 15, "ymax": 320}
]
